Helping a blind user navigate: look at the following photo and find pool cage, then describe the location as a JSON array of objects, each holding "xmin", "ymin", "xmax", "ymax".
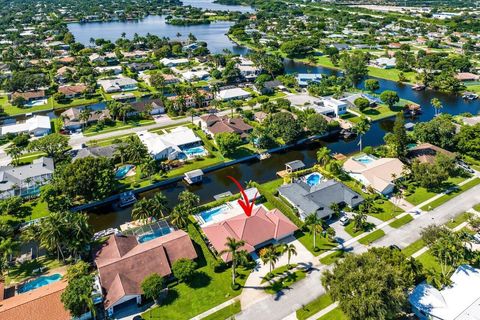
[{"xmin": 121, "ymin": 219, "xmax": 174, "ymax": 238}]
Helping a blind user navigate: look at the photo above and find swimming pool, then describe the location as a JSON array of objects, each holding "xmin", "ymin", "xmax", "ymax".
[
  {"xmin": 18, "ymin": 274, "xmax": 62, "ymax": 293},
  {"xmin": 354, "ymin": 154, "xmax": 376, "ymax": 164},
  {"xmin": 199, "ymin": 204, "xmax": 230, "ymax": 223},
  {"xmin": 115, "ymin": 165, "xmax": 134, "ymax": 179},
  {"xmin": 137, "ymin": 227, "xmax": 173, "ymax": 243},
  {"xmin": 182, "ymin": 146, "xmax": 207, "ymax": 158},
  {"xmin": 305, "ymin": 172, "xmax": 324, "ymax": 186}
]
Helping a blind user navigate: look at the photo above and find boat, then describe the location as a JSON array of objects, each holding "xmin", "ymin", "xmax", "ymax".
[
  {"xmin": 462, "ymin": 92, "xmax": 479, "ymax": 100},
  {"xmin": 258, "ymin": 152, "xmax": 271, "ymax": 160},
  {"xmin": 93, "ymin": 228, "xmax": 119, "ymax": 240},
  {"xmin": 184, "ymin": 169, "xmax": 204, "ymax": 185},
  {"xmin": 119, "ymin": 191, "xmax": 137, "ymax": 207},
  {"xmin": 412, "ymin": 84, "xmax": 426, "ymax": 91},
  {"xmin": 340, "ymin": 129, "xmax": 356, "ymax": 139},
  {"xmin": 404, "ymin": 103, "xmax": 422, "ymax": 116}
]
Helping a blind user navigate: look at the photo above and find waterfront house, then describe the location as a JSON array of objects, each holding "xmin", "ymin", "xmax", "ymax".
[
  {"xmin": 296, "ymin": 73, "xmax": 322, "ymax": 87},
  {"xmin": 216, "ymin": 87, "xmax": 251, "ymax": 101},
  {"xmin": 98, "ymin": 77, "xmax": 138, "ymax": 93},
  {"xmin": 343, "ymin": 155, "xmax": 404, "ymax": 195},
  {"xmin": 455, "ymin": 72, "xmax": 480, "ymax": 82},
  {"xmin": 127, "ymin": 62, "xmax": 155, "ymax": 72},
  {"xmin": 371, "ymin": 57, "xmax": 396, "ymax": 69},
  {"xmin": 130, "ymin": 98, "xmax": 165, "ymax": 116},
  {"xmin": 0, "ymin": 157, "xmax": 55, "ymax": 199},
  {"xmin": 407, "ymin": 143, "xmax": 455, "ymax": 164},
  {"xmin": 409, "ymin": 265, "xmax": 480, "ymax": 320},
  {"xmin": 199, "ymin": 114, "xmax": 253, "ymax": 139},
  {"xmin": 341, "ymin": 93, "xmax": 381, "ymax": 108},
  {"xmin": 72, "ymin": 145, "xmax": 118, "ymax": 161},
  {"xmin": 256, "ymin": 80, "xmax": 282, "ymax": 95},
  {"xmin": 201, "ymin": 206, "xmax": 298, "ymax": 262},
  {"xmin": 160, "ymin": 57, "xmax": 189, "ymax": 67},
  {"xmin": 11, "ymin": 90, "xmax": 45, "ymax": 103},
  {"xmin": 61, "ymin": 108, "xmax": 110, "ymax": 130},
  {"xmin": 94, "ymin": 230, "xmax": 197, "ymax": 315},
  {"xmin": 58, "ymin": 84, "xmax": 87, "ymax": 99},
  {"xmin": 0, "ymin": 115, "xmax": 51, "ymax": 137},
  {"xmin": 278, "ymin": 179, "xmax": 363, "ymax": 220},
  {"xmin": 95, "ymin": 65, "xmax": 123, "ymax": 75}
]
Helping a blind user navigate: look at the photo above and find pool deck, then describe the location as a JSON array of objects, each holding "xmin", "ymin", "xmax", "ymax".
[{"xmin": 196, "ymin": 201, "xmax": 253, "ymax": 226}]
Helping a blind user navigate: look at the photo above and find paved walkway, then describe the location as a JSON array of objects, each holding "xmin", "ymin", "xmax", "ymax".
[
  {"xmin": 190, "ymin": 298, "xmax": 238, "ymax": 320},
  {"xmin": 304, "ymin": 301, "xmax": 339, "ymax": 320}
]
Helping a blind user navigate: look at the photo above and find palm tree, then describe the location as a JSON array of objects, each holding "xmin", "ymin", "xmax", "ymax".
[
  {"xmin": 170, "ymin": 205, "xmax": 190, "ymax": 229},
  {"xmin": 219, "ymin": 237, "xmax": 246, "ymax": 286},
  {"xmin": 119, "ymin": 104, "xmax": 134, "ymax": 123},
  {"xmin": 21, "ymin": 224, "xmax": 41, "ymax": 259},
  {"xmin": 353, "ymin": 117, "xmax": 371, "ymax": 152},
  {"xmin": 431, "ymin": 98, "xmax": 443, "ymax": 117},
  {"xmin": 131, "ymin": 198, "xmax": 154, "ymax": 222},
  {"xmin": 261, "ymin": 245, "xmax": 281, "ymax": 275},
  {"xmin": 305, "ymin": 213, "xmax": 322, "ymax": 249},
  {"xmin": 353, "ymin": 212, "xmax": 367, "ymax": 232},
  {"xmin": 79, "ymin": 106, "xmax": 91, "ymax": 129},
  {"xmin": 150, "ymin": 192, "xmax": 168, "ymax": 219},
  {"xmin": 283, "ymin": 243, "xmax": 297, "ymax": 268},
  {"xmin": 0, "ymin": 238, "xmax": 18, "ymax": 275},
  {"xmin": 316, "ymin": 146, "xmax": 332, "ymax": 167},
  {"xmin": 7, "ymin": 145, "xmax": 22, "ymax": 165},
  {"xmin": 38, "ymin": 212, "xmax": 66, "ymax": 261}
]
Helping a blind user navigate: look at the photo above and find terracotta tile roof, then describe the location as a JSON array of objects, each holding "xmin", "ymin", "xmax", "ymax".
[
  {"xmin": 12, "ymin": 90, "xmax": 45, "ymax": 100},
  {"xmin": 0, "ymin": 280, "xmax": 70, "ymax": 320},
  {"xmin": 95, "ymin": 230, "xmax": 197, "ymax": 308},
  {"xmin": 202, "ymin": 206, "xmax": 298, "ymax": 262},
  {"xmin": 58, "ymin": 84, "xmax": 87, "ymax": 95},
  {"xmin": 202, "ymin": 115, "xmax": 253, "ymax": 138},
  {"xmin": 407, "ymin": 142, "xmax": 455, "ymax": 164}
]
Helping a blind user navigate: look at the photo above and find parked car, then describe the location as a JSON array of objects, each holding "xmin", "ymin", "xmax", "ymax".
[
  {"xmin": 457, "ymin": 161, "xmax": 475, "ymax": 173},
  {"xmin": 473, "ymin": 233, "xmax": 480, "ymax": 244},
  {"xmin": 339, "ymin": 216, "xmax": 350, "ymax": 226}
]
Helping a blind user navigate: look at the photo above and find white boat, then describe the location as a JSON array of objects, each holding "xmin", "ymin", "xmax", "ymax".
[
  {"xmin": 119, "ymin": 191, "xmax": 137, "ymax": 207},
  {"xmin": 462, "ymin": 92, "xmax": 479, "ymax": 100},
  {"xmin": 258, "ymin": 153, "xmax": 271, "ymax": 160}
]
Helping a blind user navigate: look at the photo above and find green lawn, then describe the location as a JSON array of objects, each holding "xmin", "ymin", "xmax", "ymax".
[
  {"xmin": 52, "ymin": 96, "xmax": 101, "ymax": 109},
  {"xmin": 16, "ymin": 151, "xmax": 46, "ymax": 165},
  {"xmin": 368, "ymin": 199, "xmax": 404, "ymax": 221},
  {"xmin": 264, "ymin": 269, "xmax": 307, "ymax": 294},
  {"xmin": 296, "ymin": 230, "xmax": 338, "ymax": 257},
  {"xmin": 474, "ymin": 203, "xmax": 480, "ymax": 212},
  {"xmin": 389, "ymin": 214, "xmax": 413, "ymax": 228},
  {"xmin": 261, "ymin": 264, "xmax": 298, "ymax": 283},
  {"xmin": 83, "ymin": 119, "xmax": 155, "ymax": 137},
  {"xmin": 406, "ymin": 175, "xmax": 469, "ymax": 205},
  {"xmin": 317, "ymin": 307, "xmax": 348, "ymax": 320},
  {"xmin": 358, "ymin": 229, "xmax": 386, "ymax": 245},
  {"xmin": 142, "ymin": 224, "xmax": 252, "ymax": 320},
  {"xmin": 445, "ymin": 212, "xmax": 471, "ymax": 229},
  {"xmin": 421, "ymin": 178, "xmax": 480, "ymax": 211},
  {"xmin": 344, "ymin": 222, "xmax": 375, "ymax": 238},
  {"xmin": 260, "ymin": 178, "xmax": 284, "ymax": 193},
  {"xmin": 319, "ymin": 250, "xmax": 347, "ymax": 265},
  {"xmin": 401, "ymin": 238, "xmax": 425, "ymax": 257},
  {"xmin": 296, "ymin": 294, "xmax": 333, "ymax": 320},
  {"xmin": 202, "ymin": 301, "xmax": 241, "ymax": 320},
  {"xmin": 5, "ymin": 256, "xmax": 63, "ymax": 285},
  {"xmin": 2, "ymin": 96, "xmax": 54, "ymax": 116},
  {"xmin": 87, "ymin": 133, "xmax": 135, "ymax": 147},
  {"xmin": 0, "ymin": 199, "xmax": 50, "ymax": 224},
  {"xmin": 417, "ymin": 251, "xmax": 441, "ymax": 272}
]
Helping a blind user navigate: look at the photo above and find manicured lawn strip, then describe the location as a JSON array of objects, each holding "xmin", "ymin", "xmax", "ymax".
[
  {"xmin": 417, "ymin": 251, "xmax": 441, "ymax": 272},
  {"xmin": 260, "ymin": 178, "xmax": 284, "ymax": 193},
  {"xmin": 358, "ymin": 229, "xmax": 385, "ymax": 245},
  {"xmin": 83, "ymin": 119, "xmax": 156, "ymax": 137},
  {"xmin": 406, "ymin": 175, "xmax": 469, "ymax": 205},
  {"xmin": 474, "ymin": 203, "xmax": 480, "ymax": 212},
  {"xmin": 202, "ymin": 301, "xmax": 241, "ymax": 320},
  {"xmin": 264, "ymin": 269, "xmax": 307, "ymax": 294},
  {"xmin": 445, "ymin": 212, "xmax": 471, "ymax": 229},
  {"xmin": 142, "ymin": 224, "xmax": 252, "ymax": 320},
  {"xmin": 317, "ymin": 307, "xmax": 348, "ymax": 320},
  {"xmin": 0, "ymin": 199, "xmax": 50, "ymax": 224},
  {"xmin": 87, "ymin": 133, "xmax": 135, "ymax": 147},
  {"xmin": 319, "ymin": 250, "xmax": 347, "ymax": 265},
  {"xmin": 421, "ymin": 178, "xmax": 480, "ymax": 211},
  {"xmin": 261, "ymin": 264, "xmax": 298, "ymax": 283},
  {"xmin": 16, "ymin": 151, "xmax": 47, "ymax": 164},
  {"xmin": 389, "ymin": 214, "xmax": 413, "ymax": 228},
  {"xmin": 5, "ymin": 256, "xmax": 63, "ymax": 285},
  {"xmin": 52, "ymin": 96, "xmax": 101, "ymax": 109},
  {"xmin": 344, "ymin": 223, "xmax": 365, "ymax": 238},
  {"xmin": 401, "ymin": 238, "xmax": 425, "ymax": 257},
  {"xmin": 296, "ymin": 230, "xmax": 338, "ymax": 257},
  {"xmin": 369, "ymin": 199, "xmax": 404, "ymax": 221},
  {"xmin": 296, "ymin": 294, "xmax": 333, "ymax": 320},
  {"xmin": 2, "ymin": 95, "xmax": 54, "ymax": 116}
]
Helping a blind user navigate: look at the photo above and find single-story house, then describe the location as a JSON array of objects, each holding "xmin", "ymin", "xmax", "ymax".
[
  {"xmin": 72, "ymin": 145, "xmax": 118, "ymax": 161},
  {"xmin": 343, "ymin": 155, "xmax": 404, "ymax": 195},
  {"xmin": 216, "ymin": 87, "xmax": 251, "ymax": 101},
  {"xmin": 323, "ymin": 98, "xmax": 348, "ymax": 117},
  {"xmin": 256, "ymin": 80, "xmax": 282, "ymax": 95},
  {"xmin": 0, "ymin": 157, "xmax": 55, "ymax": 199},
  {"xmin": 330, "ymin": 43, "xmax": 350, "ymax": 51},
  {"xmin": 167, "ymin": 90, "xmax": 213, "ymax": 108},
  {"xmin": 407, "ymin": 143, "xmax": 455, "ymax": 164},
  {"xmin": 278, "ymin": 179, "xmax": 363, "ymax": 219},
  {"xmin": 130, "ymin": 98, "xmax": 165, "ymax": 116},
  {"xmin": 122, "ymin": 50, "xmax": 149, "ymax": 59},
  {"xmin": 341, "ymin": 93, "xmax": 381, "ymax": 108},
  {"xmin": 455, "ymin": 72, "xmax": 480, "ymax": 82},
  {"xmin": 201, "ymin": 206, "xmax": 298, "ymax": 262},
  {"xmin": 55, "ymin": 66, "xmax": 75, "ymax": 83},
  {"xmin": 136, "ymin": 126, "xmax": 202, "ymax": 160},
  {"xmin": 95, "ymin": 66, "xmax": 123, "ymax": 75},
  {"xmin": 0, "ymin": 115, "xmax": 51, "ymax": 137},
  {"xmin": 58, "ymin": 84, "xmax": 87, "ymax": 99},
  {"xmin": 181, "ymin": 70, "xmax": 210, "ymax": 82},
  {"xmin": 0, "ymin": 279, "xmax": 70, "ymax": 320},
  {"xmin": 236, "ymin": 62, "xmax": 261, "ymax": 81},
  {"xmin": 98, "ymin": 77, "xmax": 138, "ymax": 93},
  {"xmin": 94, "ymin": 230, "xmax": 197, "ymax": 314},
  {"xmin": 199, "ymin": 114, "xmax": 253, "ymax": 139},
  {"xmin": 11, "ymin": 90, "xmax": 45, "ymax": 103},
  {"xmin": 127, "ymin": 62, "xmax": 155, "ymax": 72},
  {"xmin": 160, "ymin": 57, "xmax": 189, "ymax": 67},
  {"xmin": 296, "ymin": 73, "xmax": 322, "ymax": 87},
  {"xmin": 371, "ymin": 57, "xmax": 396, "ymax": 69},
  {"xmin": 61, "ymin": 108, "xmax": 110, "ymax": 131},
  {"xmin": 409, "ymin": 265, "xmax": 480, "ymax": 320}
]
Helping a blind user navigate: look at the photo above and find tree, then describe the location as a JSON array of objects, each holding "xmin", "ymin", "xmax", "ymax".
[
  {"xmin": 267, "ymin": 112, "xmax": 303, "ymax": 144},
  {"xmin": 316, "ymin": 146, "xmax": 332, "ymax": 167},
  {"xmin": 352, "ymin": 212, "xmax": 367, "ymax": 232},
  {"xmin": 431, "ymin": 98, "xmax": 443, "ymax": 116},
  {"xmin": 305, "ymin": 213, "xmax": 322, "ymax": 249},
  {"xmin": 384, "ymin": 112, "xmax": 408, "ymax": 159},
  {"xmin": 280, "ymin": 39, "xmax": 313, "ymax": 58},
  {"xmin": 322, "ymin": 248, "xmax": 420, "ymax": 320},
  {"xmin": 364, "ymin": 79, "xmax": 380, "ymax": 92},
  {"xmin": 306, "ymin": 113, "xmax": 328, "ymax": 135},
  {"xmin": 121, "ymin": 135, "xmax": 148, "ymax": 164},
  {"xmin": 28, "ymin": 133, "xmax": 69, "ymax": 162},
  {"xmin": 283, "ymin": 243, "xmax": 297, "ymax": 268},
  {"xmin": 61, "ymin": 263, "xmax": 95, "ymax": 318},
  {"xmin": 410, "ymin": 154, "xmax": 455, "ymax": 189},
  {"xmin": 354, "ymin": 97, "xmax": 370, "ymax": 111},
  {"xmin": 261, "ymin": 245, "xmax": 281, "ymax": 274},
  {"xmin": 0, "ymin": 196, "xmax": 23, "ymax": 216},
  {"xmin": 171, "ymin": 191, "xmax": 200, "ymax": 229},
  {"xmin": 172, "ymin": 258, "xmax": 197, "ymax": 283},
  {"xmin": 141, "ymin": 273, "xmax": 165, "ymax": 304},
  {"xmin": 215, "ymin": 132, "xmax": 243, "ymax": 156},
  {"xmin": 353, "ymin": 117, "xmax": 371, "ymax": 151},
  {"xmin": 131, "ymin": 198, "xmax": 155, "ymax": 222},
  {"xmin": 380, "ymin": 90, "xmax": 400, "ymax": 108},
  {"xmin": 339, "ymin": 51, "xmax": 368, "ymax": 87},
  {"xmin": 414, "ymin": 115, "xmax": 456, "ymax": 150},
  {"xmin": 219, "ymin": 237, "xmax": 247, "ymax": 286},
  {"xmin": 455, "ymin": 123, "xmax": 480, "ymax": 160}
]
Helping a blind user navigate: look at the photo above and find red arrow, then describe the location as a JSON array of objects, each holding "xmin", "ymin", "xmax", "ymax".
[{"xmin": 227, "ymin": 176, "xmax": 257, "ymax": 217}]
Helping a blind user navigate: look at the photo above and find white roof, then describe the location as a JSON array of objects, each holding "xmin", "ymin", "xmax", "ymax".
[
  {"xmin": 136, "ymin": 126, "xmax": 201, "ymax": 157},
  {"xmin": 161, "ymin": 126, "xmax": 201, "ymax": 147},
  {"xmin": 323, "ymin": 97, "xmax": 347, "ymax": 107},
  {"xmin": 160, "ymin": 58, "xmax": 189, "ymax": 65},
  {"xmin": 374, "ymin": 57, "xmax": 396, "ymax": 66},
  {"xmin": 1, "ymin": 115, "xmax": 51, "ymax": 135},
  {"xmin": 182, "ymin": 70, "xmax": 209, "ymax": 81},
  {"xmin": 136, "ymin": 131, "xmax": 174, "ymax": 157},
  {"xmin": 409, "ymin": 265, "xmax": 480, "ymax": 320},
  {"xmin": 217, "ymin": 88, "xmax": 251, "ymax": 100}
]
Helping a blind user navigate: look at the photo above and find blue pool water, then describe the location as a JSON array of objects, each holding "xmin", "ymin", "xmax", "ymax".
[
  {"xmin": 115, "ymin": 165, "xmax": 134, "ymax": 179},
  {"xmin": 182, "ymin": 146, "xmax": 207, "ymax": 157},
  {"xmin": 199, "ymin": 204, "xmax": 229, "ymax": 223},
  {"xmin": 18, "ymin": 274, "xmax": 62, "ymax": 293},
  {"xmin": 355, "ymin": 155, "xmax": 376, "ymax": 164},
  {"xmin": 137, "ymin": 227, "xmax": 173, "ymax": 243},
  {"xmin": 305, "ymin": 173, "xmax": 323, "ymax": 186}
]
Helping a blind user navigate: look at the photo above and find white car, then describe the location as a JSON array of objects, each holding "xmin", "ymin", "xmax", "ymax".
[
  {"xmin": 473, "ymin": 233, "xmax": 480, "ymax": 244},
  {"xmin": 339, "ymin": 216, "xmax": 350, "ymax": 226}
]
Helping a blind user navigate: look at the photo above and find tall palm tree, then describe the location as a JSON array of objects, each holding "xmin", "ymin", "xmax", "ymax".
[
  {"xmin": 38, "ymin": 212, "xmax": 66, "ymax": 261},
  {"xmin": 283, "ymin": 243, "xmax": 297, "ymax": 268},
  {"xmin": 131, "ymin": 198, "xmax": 154, "ymax": 222},
  {"xmin": 219, "ymin": 237, "xmax": 246, "ymax": 286},
  {"xmin": 316, "ymin": 146, "xmax": 332, "ymax": 167},
  {"xmin": 79, "ymin": 106, "xmax": 92, "ymax": 129},
  {"xmin": 0, "ymin": 238, "xmax": 18, "ymax": 275},
  {"xmin": 431, "ymin": 98, "xmax": 443, "ymax": 117},
  {"xmin": 305, "ymin": 213, "xmax": 322, "ymax": 249},
  {"xmin": 119, "ymin": 104, "xmax": 134, "ymax": 124},
  {"xmin": 261, "ymin": 245, "xmax": 281, "ymax": 275},
  {"xmin": 170, "ymin": 204, "xmax": 190, "ymax": 229},
  {"xmin": 150, "ymin": 192, "xmax": 168, "ymax": 219},
  {"xmin": 353, "ymin": 117, "xmax": 371, "ymax": 152},
  {"xmin": 353, "ymin": 212, "xmax": 367, "ymax": 232}
]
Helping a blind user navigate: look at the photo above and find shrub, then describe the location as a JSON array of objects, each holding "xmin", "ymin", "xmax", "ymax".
[{"xmin": 172, "ymin": 258, "xmax": 197, "ymax": 282}]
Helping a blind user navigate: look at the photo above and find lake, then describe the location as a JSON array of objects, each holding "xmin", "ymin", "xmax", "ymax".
[{"xmin": 182, "ymin": 0, "xmax": 254, "ymax": 13}]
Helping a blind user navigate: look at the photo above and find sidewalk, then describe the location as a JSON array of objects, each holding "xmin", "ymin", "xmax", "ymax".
[{"xmin": 189, "ymin": 298, "xmax": 237, "ymax": 320}]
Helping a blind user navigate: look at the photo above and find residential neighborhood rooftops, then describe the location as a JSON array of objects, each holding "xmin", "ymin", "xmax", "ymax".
[
  {"xmin": 0, "ymin": 115, "xmax": 51, "ymax": 136},
  {"xmin": 201, "ymin": 206, "xmax": 298, "ymax": 262},
  {"xmin": 407, "ymin": 142, "xmax": 455, "ymax": 164},
  {"xmin": 216, "ymin": 87, "xmax": 251, "ymax": 101}
]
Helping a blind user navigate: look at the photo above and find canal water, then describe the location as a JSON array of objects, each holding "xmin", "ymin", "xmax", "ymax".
[{"xmin": 62, "ymin": 2, "xmax": 480, "ymax": 230}]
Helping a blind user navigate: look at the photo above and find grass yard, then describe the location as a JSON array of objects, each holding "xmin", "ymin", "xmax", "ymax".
[
  {"xmin": 445, "ymin": 212, "xmax": 471, "ymax": 229},
  {"xmin": 52, "ymin": 96, "xmax": 101, "ymax": 109},
  {"xmin": 389, "ymin": 214, "xmax": 414, "ymax": 228},
  {"xmin": 16, "ymin": 151, "xmax": 46, "ymax": 165},
  {"xmin": 5, "ymin": 256, "xmax": 63, "ymax": 285},
  {"xmin": 2, "ymin": 95, "xmax": 53, "ymax": 116},
  {"xmin": 344, "ymin": 222, "xmax": 375, "ymax": 238},
  {"xmin": 142, "ymin": 224, "xmax": 252, "ymax": 320},
  {"xmin": 474, "ymin": 203, "xmax": 480, "ymax": 212},
  {"xmin": 406, "ymin": 175, "xmax": 469, "ymax": 206},
  {"xmin": 368, "ymin": 199, "xmax": 404, "ymax": 221},
  {"xmin": 202, "ymin": 301, "xmax": 241, "ymax": 320},
  {"xmin": 317, "ymin": 307, "xmax": 349, "ymax": 320},
  {"xmin": 261, "ymin": 264, "xmax": 298, "ymax": 283},
  {"xmin": 295, "ymin": 230, "xmax": 338, "ymax": 257},
  {"xmin": 260, "ymin": 178, "xmax": 284, "ymax": 193},
  {"xmin": 358, "ymin": 229, "xmax": 386, "ymax": 245},
  {"xmin": 421, "ymin": 178, "xmax": 480, "ymax": 211},
  {"xmin": 296, "ymin": 294, "xmax": 333, "ymax": 320},
  {"xmin": 401, "ymin": 238, "xmax": 425, "ymax": 257},
  {"xmin": 83, "ymin": 119, "xmax": 155, "ymax": 137},
  {"xmin": 319, "ymin": 250, "xmax": 347, "ymax": 265},
  {"xmin": 87, "ymin": 133, "xmax": 135, "ymax": 147},
  {"xmin": 264, "ymin": 269, "xmax": 307, "ymax": 294},
  {"xmin": 417, "ymin": 251, "xmax": 441, "ymax": 272},
  {"xmin": 0, "ymin": 199, "xmax": 50, "ymax": 224}
]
